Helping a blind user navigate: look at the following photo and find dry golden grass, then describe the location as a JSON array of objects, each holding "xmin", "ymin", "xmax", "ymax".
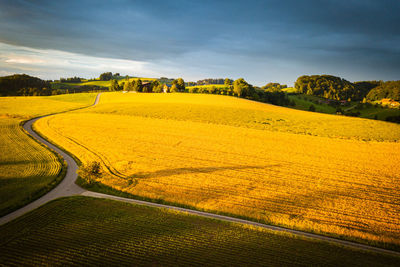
[
  {"xmin": 35, "ymin": 93, "xmax": 400, "ymax": 247},
  {"xmin": 0, "ymin": 93, "xmax": 97, "ymax": 216}
]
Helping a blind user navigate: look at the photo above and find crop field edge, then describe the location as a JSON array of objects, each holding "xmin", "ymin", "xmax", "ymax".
[
  {"xmin": 3, "ymin": 195, "xmax": 400, "ymax": 262},
  {"xmin": 29, "ymin": 93, "xmax": 101, "ymax": 167},
  {"xmin": 1, "ymin": 94, "xmax": 97, "ymax": 216},
  {"xmin": 0, "ymin": 120, "xmax": 68, "ymax": 217},
  {"xmin": 76, "ymin": 175, "xmax": 400, "ymax": 253}
]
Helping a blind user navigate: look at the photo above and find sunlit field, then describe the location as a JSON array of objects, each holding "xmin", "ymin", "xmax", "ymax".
[
  {"xmin": 1, "ymin": 196, "xmax": 399, "ymax": 266},
  {"xmin": 0, "ymin": 93, "xmax": 96, "ymax": 216},
  {"xmin": 35, "ymin": 92, "xmax": 400, "ymax": 248}
]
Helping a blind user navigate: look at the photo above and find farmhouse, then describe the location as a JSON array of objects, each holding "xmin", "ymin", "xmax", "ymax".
[
  {"xmin": 163, "ymin": 84, "xmax": 171, "ymax": 93},
  {"xmin": 142, "ymin": 82, "xmax": 152, "ymax": 92},
  {"xmin": 381, "ymin": 98, "xmax": 400, "ymax": 107}
]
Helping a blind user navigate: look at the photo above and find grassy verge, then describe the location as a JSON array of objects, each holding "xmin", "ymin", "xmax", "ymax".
[{"xmin": 1, "ymin": 196, "xmax": 399, "ymax": 266}]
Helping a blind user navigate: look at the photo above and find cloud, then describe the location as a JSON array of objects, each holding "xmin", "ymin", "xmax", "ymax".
[
  {"xmin": 0, "ymin": 0, "xmax": 399, "ymax": 85},
  {"xmin": 0, "ymin": 43, "xmax": 161, "ymax": 80}
]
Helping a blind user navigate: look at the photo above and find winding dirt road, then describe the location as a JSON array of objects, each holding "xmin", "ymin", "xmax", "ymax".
[{"xmin": 1, "ymin": 92, "xmax": 399, "ymax": 257}]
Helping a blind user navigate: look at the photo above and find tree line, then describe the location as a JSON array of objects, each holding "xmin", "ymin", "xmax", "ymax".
[
  {"xmin": 2, "ymin": 73, "xmax": 399, "ymax": 105},
  {"xmin": 109, "ymin": 78, "xmax": 186, "ymax": 93},
  {"xmin": 196, "ymin": 78, "xmax": 232, "ymax": 86},
  {"xmin": 295, "ymin": 75, "xmax": 400, "ymax": 102},
  {"xmin": 59, "ymin": 76, "xmax": 82, "ymax": 83},
  {"xmin": 188, "ymin": 78, "xmax": 291, "ymax": 106},
  {"xmin": 0, "ymin": 74, "xmax": 52, "ymax": 96},
  {"xmin": 366, "ymin": 81, "xmax": 400, "ymax": 101}
]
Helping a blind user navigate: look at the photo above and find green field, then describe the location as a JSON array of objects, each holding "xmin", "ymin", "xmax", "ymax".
[
  {"xmin": 0, "ymin": 196, "xmax": 398, "ymax": 266},
  {"xmin": 288, "ymin": 94, "xmax": 400, "ymax": 120},
  {"xmin": 0, "ymin": 93, "xmax": 96, "ymax": 216}
]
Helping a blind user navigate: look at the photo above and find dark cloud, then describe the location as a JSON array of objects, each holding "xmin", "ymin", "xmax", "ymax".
[{"xmin": 0, "ymin": 0, "xmax": 399, "ymax": 84}]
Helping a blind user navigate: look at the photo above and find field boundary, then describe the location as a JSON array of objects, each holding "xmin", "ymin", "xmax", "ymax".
[
  {"xmin": 1, "ymin": 92, "xmax": 400, "ymax": 258},
  {"xmin": 81, "ymin": 191, "xmax": 400, "ymax": 257}
]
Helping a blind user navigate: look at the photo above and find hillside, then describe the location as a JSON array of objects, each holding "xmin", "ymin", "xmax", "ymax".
[
  {"xmin": 366, "ymin": 81, "xmax": 400, "ymax": 101},
  {"xmin": 0, "ymin": 74, "xmax": 51, "ymax": 96},
  {"xmin": 295, "ymin": 75, "xmax": 360, "ymax": 100}
]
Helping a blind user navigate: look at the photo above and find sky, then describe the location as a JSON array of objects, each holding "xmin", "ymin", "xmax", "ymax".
[{"xmin": 0, "ymin": 0, "xmax": 399, "ymax": 86}]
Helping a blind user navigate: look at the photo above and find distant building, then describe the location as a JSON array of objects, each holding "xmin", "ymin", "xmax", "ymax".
[
  {"xmin": 142, "ymin": 82, "xmax": 152, "ymax": 92},
  {"xmin": 163, "ymin": 84, "xmax": 171, "ymax": 93},
  {"xmin": 381, "ymin": 98, "xmax": 400, "ymax": 107}
]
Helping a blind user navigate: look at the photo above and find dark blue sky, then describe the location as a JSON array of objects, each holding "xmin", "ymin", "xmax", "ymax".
[{"xmin": 0, "ymin": 0, "xmax": 399, "ymax": 85}]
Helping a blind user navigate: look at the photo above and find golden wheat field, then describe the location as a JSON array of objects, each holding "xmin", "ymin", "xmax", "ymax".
[
  {"xmin": 35, "ymin": 93, "xmax": 400, "ymax": 247},
  {"xmin": 0, "ymin": 93, "xmax": 96, "ymax": 216}
]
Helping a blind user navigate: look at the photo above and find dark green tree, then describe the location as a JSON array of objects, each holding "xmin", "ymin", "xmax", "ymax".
[
  {"xmin": 109, "ymin": 79, "xmax": 119, "ymax": 91},
  {"xmin": 170, "ymin": 84, "xmax": 179, "ymax": 92},
  {"xmin": 177, "ymin": 78, "xmax": 185, "ymax": 91},
  {"xmin": 133, "ymin": 79, "xmax": 143, "ymax": 92},
  {"xmin": 99, "ymin": 72, "xmax": 113, "ymax": 81},
  {"xmin": 224, "ymin": 78, "xmax": 232, "ymax": 87},
  {"xmin": 233, "ymin": 78, "xmax": 253, "ymax": 97}
]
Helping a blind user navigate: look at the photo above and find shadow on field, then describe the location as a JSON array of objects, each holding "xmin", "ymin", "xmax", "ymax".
[
  {"xmin": 133, "ymin": 164, "xmax": 280, "ymax": 179},
  {"xmin": 0, "ymin": 160, "xmax": 38, "ymax": 166}
]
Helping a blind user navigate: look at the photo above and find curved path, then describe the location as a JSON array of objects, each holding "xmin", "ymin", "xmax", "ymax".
[
  {"xmin": 0, "ymin": 92, "xmax": 399, "ymax": 258},
  {"xmin": 0, "ymin": 93, "xmax": 101, "ymax": 225}
]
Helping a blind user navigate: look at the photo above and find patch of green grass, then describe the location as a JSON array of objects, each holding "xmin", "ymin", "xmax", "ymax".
[
  {"xmin": 1, "ymin": 196, "xmax": 398, "ymax": 266},
  {"xmin": 288, "ymin": 94, "xmax": 337, "ymax": 114},
  {"xmin": 357, "ymin": 106, "xmax": 400, "ymax": 120},
  {"xmin": 288, "ymin": 94, "xmax": 400, "ymax": 122}
]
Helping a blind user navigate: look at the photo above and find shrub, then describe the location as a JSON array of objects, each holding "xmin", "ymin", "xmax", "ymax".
[
  {"xmin": 78, "ymin": 161, "xmax": 102, "ymax": 185},
  {"xmin": 189, "ymin": 87, "xmax": 198, "ymax": 93}
]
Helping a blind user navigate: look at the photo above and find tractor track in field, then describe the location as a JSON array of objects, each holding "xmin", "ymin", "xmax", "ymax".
[{"xmin": 1, "ymin": 92, "xmax": 399, "ymax": 258}]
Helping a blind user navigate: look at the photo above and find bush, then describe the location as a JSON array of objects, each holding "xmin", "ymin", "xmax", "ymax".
[
  {"xmin": 189, "ymin": 87, "xmax": 198, "ymax": 93},
  {"xmin": 78, "ymin": 161, "xmax": 101, "ymax": 185}
]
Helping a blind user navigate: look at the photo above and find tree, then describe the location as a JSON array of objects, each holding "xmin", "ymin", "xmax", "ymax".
[
  {"xmin": 233, "ymin": 78, "xmax": 252, "ymax": 97},
  {"xmin": 109, "ymin": 79, "xmax": 119, "ymax": 91},
  {"xmin": 366, "ymin": 81, "xmax": 400, "ymax": 101},
  {"xmin": 153, "ymin": 83, "xmax": 163, "ymax": 93},
  {"xmin": 133, "ymin": 79, "xmax": 143, "ymax": 92},
  {"xmin": 294, "ymin": 75, "xmax": 362, "ymax": 101},
  {"xmin": 99, "ymin": 72, "xmax": 113, "ymax": 81},
  {"xmin": 224, "ymin": 78, "xmax": 232, "ymax": 87},
  {"xmin": 170, "ymin": 84, "xmax": 179, "ymax": 92},
  {"xmin": 123, "ymin": 80, "xmax": 131, "ymax": 91},
  {"xmin": 177, "ymin": 78, "xmax": 185, "ymax": 91},
  {"xmin": 78, "ymin": 161, "xmax": 101, "ymax": 185},
  {"xmin": 0, "ymin": 74, "xmax": 52, "ymax": 96},
  {"xmin": 151, "ymin": 80, "xmax": 160, "ymax": 91}
]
